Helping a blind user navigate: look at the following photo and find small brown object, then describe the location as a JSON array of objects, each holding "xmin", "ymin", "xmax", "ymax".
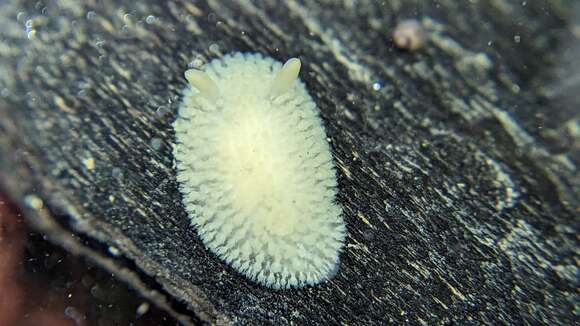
[{"xmin": 393, "ymin": 19, "xmax": 426, "ymax": 51}]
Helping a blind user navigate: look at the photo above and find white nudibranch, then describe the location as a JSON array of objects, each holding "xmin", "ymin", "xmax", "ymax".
[{"xmin": 173, "ymin": 52, "xmax": 345, "ymax": 289}]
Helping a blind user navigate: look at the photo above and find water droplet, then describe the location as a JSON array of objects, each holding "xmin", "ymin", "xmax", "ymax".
[
  {"xmin": 64, "ymin": 307, "xmax": 75, "ymax": 316},
  {"xmin": 112, "ymin": 167, "xmax": 124, "ymax": 180},
  {"xmin": 25, "ymin": 19, "xmax": 34, "ymax": 28},
  {"xmin": 209, "ymin": 43, "xmax": 219, "ymax": 53},
  {"xmin": 145, "ymin": 15, "xmax": 156, "ymax": 24},
  {"xmin": 64, "ymin": 306, "xmax": 84, "ymax": 323},
  {"xmin": 513, "ymin": 35, "xmax": 521, "ymax": 43},
  {"xmin": 372, "ymin": 82, "xmax": 382, "ymax": 91},
  {"xmin": 136, "ymin": 302, "xmax": 150, "ymax": 317},
  {"xmin": 188, "ymin": 57, "xmax": 204, "ymax": 68},
  {"xmin": 86, "ymin": 11, "xmax": 96, "ymax": 20},
  {"xmin": 16, "ymin": 12, "xmax": 26, "ymax": 22},
  {"xmin": 24, "ymin": 194, "xmax": 44, "ymax": 210},
  {"xmin": 108, "ymin": 246, "xmax": 120, "ymax": 256},
  {"xmin": 363, "ymin": 230, "xmax": 375, "ymax": 241},
  {"xmin": 90, "ymin": 285, "xmax": 106, "ymax": 299},
  {"xmin": 150, "ymin": 137, "xmax": 162, "ymax": 150}
]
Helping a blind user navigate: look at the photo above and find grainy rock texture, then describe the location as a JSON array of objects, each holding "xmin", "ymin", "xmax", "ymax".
[{"xmin": 0, "ymin": 0, "xmax": 578, "ymax": 324}]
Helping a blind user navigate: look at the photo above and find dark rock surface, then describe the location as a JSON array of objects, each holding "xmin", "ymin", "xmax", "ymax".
[{"xmin": 0, "ymin": 0, "xmax": 577, "ymax": 324}]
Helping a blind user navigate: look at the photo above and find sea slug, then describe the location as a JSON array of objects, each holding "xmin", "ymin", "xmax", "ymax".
[{"xmin": 173, "ymin": 52, "xmax": 345, "ymax": 289}]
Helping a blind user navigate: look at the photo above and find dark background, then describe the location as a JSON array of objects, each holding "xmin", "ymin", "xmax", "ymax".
[{"xmin": 0, "ymin": 0, "xmax": 577, "ymax": 324}]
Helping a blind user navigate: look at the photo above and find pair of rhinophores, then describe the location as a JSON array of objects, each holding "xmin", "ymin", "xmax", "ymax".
[{"xmin": 173, "ymin": 52, "xmax": 346, "ymax": 289}]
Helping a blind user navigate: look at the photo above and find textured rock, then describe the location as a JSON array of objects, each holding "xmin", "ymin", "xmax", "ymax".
[{"xmin": 0, "ymin": 0, "xmax": 577, "ymax": 324}]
